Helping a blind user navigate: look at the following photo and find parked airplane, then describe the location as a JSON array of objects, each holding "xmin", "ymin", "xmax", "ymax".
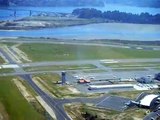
[{"xmin": 124, "ymin": 92, "xmax": 160, "ymax": 120}]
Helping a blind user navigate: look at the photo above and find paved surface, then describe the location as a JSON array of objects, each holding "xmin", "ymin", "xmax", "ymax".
[
  {"xmin": 21, "ymin": 75, "xmax": 71, "ymax": 120},
  {"xmin": 96, "ymin": 96, "xmax": 131, "ymax": 111},
  {"xmin": 1, "ymin": 50, "xmax": 159, "ymax": 94},
  {"xmin": 21, "ymin": 58, "xmax": 160, "ymax": 67},
  {"xmin": 0, "ymin": 48, "xmax": 71, "ymax": 120},
  {"xmin": 1, "ymin": 47, "xmax": 127, "ymax": 119},
  {"xmin": 0, "ymin": 49, "xmax": 15, "ymax": 64},
  {"xmin": 1, "ymin": 44, "xmax": 160, "ymax": 119},
  {"xmin": 0, "ymin": 39, "xmax": 160, "ymax": 51}
]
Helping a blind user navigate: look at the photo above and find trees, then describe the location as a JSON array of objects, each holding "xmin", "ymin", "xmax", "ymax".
[
  {"xmin": 72, "ymin": 8, "xmax": 102, "ymax": 18},
  {"xmin": 72, "ymin": 8, "xmax": 160, "ymax": 24}
]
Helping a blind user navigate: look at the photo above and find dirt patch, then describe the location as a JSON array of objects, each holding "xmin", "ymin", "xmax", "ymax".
[
  {"xmin": 133, "ymin": 117, "xmax": 143, "ymax": 120},
  {"xmin": 36, "ymin": 96, "xmax": 57, "ymax": 120},
  {"xmin": 65, "ymin": 103, "xmax": 84, "ymax": 120},
  {"xmin": 65, "ymin": 103, "xmax": 146, "ymax": 120},
  {"xmin": 33, "ymin": 77, "xmax": 56, "ymax": 98},
  {"xmin": 67, "ymin": 86, "xmax": 80, "ymax": 94},
  {"xmin": 0, "ymin": 16, "xmax": 102, "ymax": 30},
  {"xmin": 13, "ymin": 78, "xmax": 35, "ymax": 102},
  {"xmin": 0, "ymin": 48, "xmax": 8, "ymax": 63},
  {"xmin": 0, "ymin": 102, "xmax": 9, "ymax": 120},
  {"xmin": 12, "ymin": 44, "xmax": 32, "ymax": 62},
  {"xmin": 2, "ymin": 45, "xmax": 21, "ymax": 63}
]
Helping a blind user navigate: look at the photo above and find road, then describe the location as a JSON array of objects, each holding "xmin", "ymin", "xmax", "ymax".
[
  {"xmin": 21, "ymin": 59, "xmax": 160, "ymax": 67},
  {"xmin": 0, "ymin": 48, "xmax": 15, "ymax": 64},
  {"xmin": 0, "ymin": 45, "xmax": 159, "ymax": 119},
  {"xmin": 23, "ymin": 58, "xmax": 159, "ymax": 72},
  {"xmin": 21, "ymin": 75, "xmax": 71, "ymax": 120},
  {"xmin": 0, "ymin": 47, "xmax": 110, "ymax": 120},
  {"xmin": 0, "ymin": 39, "xmax": 160, "ymax": 51},
  {"xmin": 0, "ymin": 48, "xmax": 71, "ymax": 120},
  {"xmin": 1, "ymin": 46, "xmax": 159, "ymax": 94}
]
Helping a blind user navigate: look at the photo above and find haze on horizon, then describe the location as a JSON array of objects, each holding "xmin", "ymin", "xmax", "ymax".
[{"xmin": 0, "ymin": 0, "xmax": 160, "ymax": 8}]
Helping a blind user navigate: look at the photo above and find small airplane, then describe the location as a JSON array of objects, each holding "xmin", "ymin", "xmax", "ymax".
[{"xmin": 124, "ymin": 92, "xmax": 160, "ymax": 120}]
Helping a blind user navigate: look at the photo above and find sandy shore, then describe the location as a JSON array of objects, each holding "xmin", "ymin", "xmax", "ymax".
[{"xmin": 0, "ymin": 16, "xmax": 105, "ymax": 30}]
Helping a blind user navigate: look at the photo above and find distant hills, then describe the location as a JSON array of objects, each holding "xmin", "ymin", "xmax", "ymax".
[
  {"xmin": 106, "ymin": 0, "xmax": 160, "ymax": 8},
  {"xmin": 0, "ymin": 0, "xmax": 160, "ymax": 8},
  {"xmin": 0, "ymin": 0, "xmax": 104, "ymax": 7}
]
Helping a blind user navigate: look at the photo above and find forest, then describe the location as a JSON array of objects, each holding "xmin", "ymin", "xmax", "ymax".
[{"xmin": 72, "ymin": 8, "xmax": 160, "ymax": 24}]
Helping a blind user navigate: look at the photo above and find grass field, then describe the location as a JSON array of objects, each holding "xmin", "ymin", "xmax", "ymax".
[
  {"xmin": 33, "ymin": 73, "xmax": 77, "ymax": 98},
  {"xmin": 109, "ymin": 90, "xmax": 160, "ymax": 102},
  {"xmin": 65, "ymin": 103, "xmax": 146, "ymax": 120},
  {"xmin": 102, "ymin": 62, "xmax": 160, "ymax": 71},
  {"xmin": 18, "ymin": 43, "xmax": 160, "ymax": 62},
  {"xmin": 0, "ymin": 68, "xmax": 14, "ymax": 73},
  {"xmin": 0, "ymin": 56, "xmax": 5, "ymax": 64},
  {"xmin": 82, "ymin": 69, "xmax": 106, "ymax": 73},
  {"xmin": 102, "ymin": 62, "xmax": 160, "ymax": 68},
  {"xmin": 65, "ymin": 90, "xmax": 159, "ymax": 120},
  {"xmin": 155, "ymin": 67, "xmax": 160, "ymax": 70},
  {"xmin": 33, "ymin": 73, "xmax": 100, "ymax": 98},
  {"xmin": 112, "ymin": 68, "xmax": 147, "ymax": 72},
  {"xmin": 0, "ymin": 102, "xmax": 9, "ymax": 120},
  {"xmin": 0, "ymin": 42, "xmax": 16, "ymax": 46},
  {"xmin": 0, "ymin": 76, "xmax": 45, "ymax": 120},
  {"xmin": 24, "ymin": 64, "xmax": 96, "ymax": 72},
  {"xmin": 33, "ymin": 73, "xmax": 75, "ymax": 98}
]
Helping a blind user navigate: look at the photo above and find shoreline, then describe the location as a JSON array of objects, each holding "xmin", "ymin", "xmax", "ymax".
[
  {"xmin": 1, "ymin": 15, "xmax": 160, "ymax": 31},
  {"xmin": 0, "ymin": 16, "xmax": 105, "ymax": 30}
]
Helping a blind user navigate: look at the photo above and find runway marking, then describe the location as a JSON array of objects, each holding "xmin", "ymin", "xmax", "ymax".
[{"xmin": 96, "ymin": 96, "xmax": 110, "ymax": 106}]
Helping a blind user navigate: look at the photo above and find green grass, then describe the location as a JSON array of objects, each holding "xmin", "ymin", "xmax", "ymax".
[
  {"xmin": 0, "ymin": 42, "xmax": 16, "ymax": 46},
  {"xmin": 33, "ymin": 73, "xmax": 68, "ymax": 98},
  {"xmin": 154, "ymin": 67, "xmax": 160, "ymax": 70},
  {"xmin": 34, "ymin": 73, "xmax": 60, "ymax": 83},
  {"xmin": 0, "ymin": 68, "xmax": 14, "ymax": 73},
  {"xmin": 65, "ymin": 103, "xmax": 146, "ymax": 120},
  {"xmin": 33, "ymin": 73, "xmax": 76, "ymax": 98},
  {"xmin": 109, "ymin": 90, "xmax": 159, "ymax": 99},
  {"xmin": 0, "ymin": 76, "xmax": 45, "ymax": 120},
  {"xmin": 19, "ymin": 43, "xmax": 160, "ymax": 62},
  {"xmin": 102, "ymin": 62, "xmax": 160, "ymax": 71},
  {"xmin": 24, "ymin": 64, "xmax": 96, "ymax": 72},
  {"xmin": 112, "ymin": 68, "xmax": 147, "ymax": 71},
  {"xmin": 83, "ymin": 69, "xmax": 106, "ymax": 73},
  {"xmin": 0, "ymin": 56, "xmax": 5, "ymax": 64},
  {"xmin": 0, "ymin": 101, "xmax": 9, "ymax": 120},
  {"xmin": 109, "ymin": 90, "xmax": 144, "ymax": 99},
  {"xmin": 33, "ymin": 73, "xmax": 99, "ymax": 98},
  {"xmin": 102, "ymin": 62, "xmax": 160, "ymax": 68}
]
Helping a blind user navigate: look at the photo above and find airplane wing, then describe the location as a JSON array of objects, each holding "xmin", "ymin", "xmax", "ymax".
[{"xmin": 144, "ymin": 110, "xmax": 160, "ymax": 120}]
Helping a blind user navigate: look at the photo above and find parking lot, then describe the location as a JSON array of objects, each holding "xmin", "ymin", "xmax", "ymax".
[{"xmin": 65, "ymin": 68, "xmax": 159, "ymax": 93}]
